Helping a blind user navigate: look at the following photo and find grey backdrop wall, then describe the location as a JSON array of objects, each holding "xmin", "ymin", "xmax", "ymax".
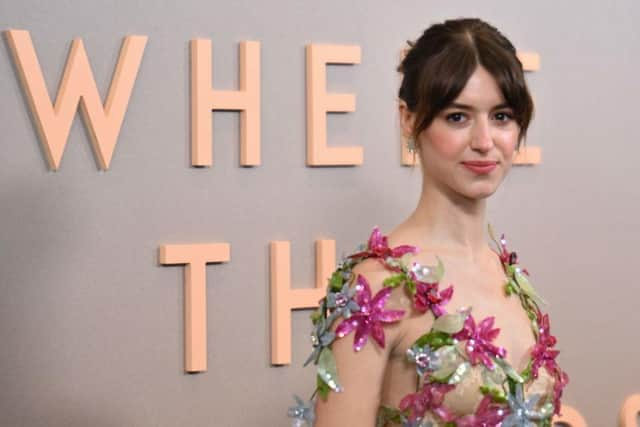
[{"xmin": 1, "ymin": 1, "xmax": 639, "ymax": 426}]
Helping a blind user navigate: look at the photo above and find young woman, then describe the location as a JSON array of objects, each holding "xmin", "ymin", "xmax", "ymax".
[{"xmin": 289, "ymin": 18, "xmax": 569, "ymax": 427}]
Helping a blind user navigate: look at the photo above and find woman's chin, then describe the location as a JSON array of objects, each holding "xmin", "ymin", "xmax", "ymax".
[{"xmin": 459, "ymin": 184, "xmax": 499, "ymax": 200}]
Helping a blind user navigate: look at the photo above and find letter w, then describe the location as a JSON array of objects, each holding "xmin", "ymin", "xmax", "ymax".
[{"xmin": 5, "ymin": 30, "xmax": 147, "ymax": 170}]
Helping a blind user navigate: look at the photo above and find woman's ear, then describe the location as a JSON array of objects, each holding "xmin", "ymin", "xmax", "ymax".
[{"xmin": 398, "ymin": 100, "xmax": 415, "ymax": 140}]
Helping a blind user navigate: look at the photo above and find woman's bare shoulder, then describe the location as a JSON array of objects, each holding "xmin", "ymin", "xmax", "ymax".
[{"xmin": 350, "ymin": 258, "xmax": 390, "ymax": 284}]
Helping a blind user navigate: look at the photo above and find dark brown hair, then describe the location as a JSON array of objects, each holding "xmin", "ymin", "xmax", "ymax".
[{"xmin": 398, "ymin": 18, "xmax": 534, "ymax": 150}]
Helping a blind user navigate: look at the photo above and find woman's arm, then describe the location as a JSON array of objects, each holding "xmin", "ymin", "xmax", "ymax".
[{"xmin": 313, "ymin": 259, "xmax": 405, "ymax": 427}]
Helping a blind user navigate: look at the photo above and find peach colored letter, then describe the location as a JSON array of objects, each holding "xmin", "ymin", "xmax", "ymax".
[
  {"xmin": 270, "ymin": 239, "xmax": 335, "ymax": 365},
  {"xmin": 306, "ymin": 44, "xmax": 363, "ymax": 166},
  {"xmin": 513, "ymin": 51, "xmax": 541, "ymax": 166},
  {"xmin": 552, "ymin": 404, "xmax": 587, "ymax": 426},
  {"xmin": 190, "ymin": 39, "xmax": 260, "ymax": 167},
  {"xmin": 517, "ymin": 51, "xmax": 541, "ymax": 72},
  {"xmin": 4, "ymin": 30, "xmax": 147, "ymax": 171},
  {"xmin": 159, "ymin": 243, "xmax": 231, "ymax": 372},
  {"xmin": 619, "ymin": 394, "xmax": 640, "ymax": 427}
]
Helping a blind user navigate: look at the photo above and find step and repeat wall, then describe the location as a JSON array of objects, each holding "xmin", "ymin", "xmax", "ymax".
[{"xmin": 1, "ymin": 1, "xmax": 639, "ymax": 426}]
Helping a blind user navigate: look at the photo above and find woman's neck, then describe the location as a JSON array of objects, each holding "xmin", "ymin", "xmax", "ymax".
[{"xmin": 395, "ymin": 180, "xmax": 490, "ymax": 262}]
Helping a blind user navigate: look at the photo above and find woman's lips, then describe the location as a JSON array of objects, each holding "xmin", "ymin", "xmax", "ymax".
[{"xmin": 461, "ymin": 161, "xmax": 497, "ymax": 174}]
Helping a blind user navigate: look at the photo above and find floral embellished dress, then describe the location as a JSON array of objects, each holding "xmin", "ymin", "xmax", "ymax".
[{"xmin": 288, "ymin": 225, "xmax": 569, "ymax": 427}]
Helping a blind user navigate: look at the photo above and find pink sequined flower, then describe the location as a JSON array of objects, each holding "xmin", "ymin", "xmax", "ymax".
[
  {"xmin": 349, "ymin": 226, "xmax": 418, "ymax": 261},
  {"xmin": 456, "ymin": 395, "xmax": 508, "ymax": 427},
  {"xmin": 531, "ymin": 310, "xmax": 570, "ymax": 415},
  {"xmin": 453, "ymin": 315, "xmax": 507, "ymax": 370},
  {"xmin": 335, "ymin": 274, "xmax": 405, "ymax": 351},
  {"xmin": 398, "ymin": 382, "xmax": 456, "ymax": 423},
  {"xmin": 552, "ymin": 369, "xmax": 570, "ymax": 415},
  {"xmin": 413, "ymin": 281, "xmax": 453, "ymax": 318},
  {"xmin": 531, "ymin": 312, "xmax": 560, "ymax": 379},
  {"xmin": 497, "ymin": 233, "xmax": 518, "ymax": 265}
]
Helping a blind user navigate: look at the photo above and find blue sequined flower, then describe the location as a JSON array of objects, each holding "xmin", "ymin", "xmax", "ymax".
[
  {"xmin": 406, "ymin": 344, "xmax": 441, "ymax": 376},
  {"xmin": 304, "ymin": 317, "xmax": 336, "ymax": 366},
  {"xmin": 502, "ymin": 383, "xmax": 551, "ymax": 426},
  {"xmin": 326, "ymin": 282, "xmax": 360, "ymax": 318},
  {"xmin": 287, "ymin": 395, "xmax": 315, "ymax": 427}
]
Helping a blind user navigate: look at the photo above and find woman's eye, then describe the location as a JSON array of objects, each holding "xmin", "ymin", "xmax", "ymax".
[
  {"xmin": 494, "ymin": 111, "xmax": 513, "ymax": 122},
  {"xmin": 446, "ymin": 112, "xmax": 466, "ymax": 123}
]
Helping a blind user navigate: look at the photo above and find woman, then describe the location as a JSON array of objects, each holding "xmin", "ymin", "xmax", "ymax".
[{"xmin": 289, "ymin": 18, "xmax": 568, "ymax": 427}]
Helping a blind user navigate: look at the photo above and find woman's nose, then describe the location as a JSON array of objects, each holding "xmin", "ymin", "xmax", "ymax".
[{"xmin": 470, "ymin": 118, "xmax": 494, "ymax": 151}]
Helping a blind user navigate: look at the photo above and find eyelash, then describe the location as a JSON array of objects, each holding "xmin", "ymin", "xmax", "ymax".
[{"xmin": 445, "ymin": 111, "xmax": 514, "ymax": 124}]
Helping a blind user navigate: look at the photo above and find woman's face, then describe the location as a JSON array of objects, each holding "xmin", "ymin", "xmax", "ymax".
[{"xmin": 403, "ymin": 65, "xmax": 520, "ymax": 201}]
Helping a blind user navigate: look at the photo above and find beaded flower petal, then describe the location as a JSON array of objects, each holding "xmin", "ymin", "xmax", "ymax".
[{"xmin": 335, "ymin": 274, "xmax": 405, "ymax": 351}]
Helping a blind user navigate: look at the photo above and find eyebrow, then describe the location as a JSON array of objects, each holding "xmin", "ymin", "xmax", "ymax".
[{"xmin": 447, "ymin": 102, "xmax": 512, "ymax": 111}]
